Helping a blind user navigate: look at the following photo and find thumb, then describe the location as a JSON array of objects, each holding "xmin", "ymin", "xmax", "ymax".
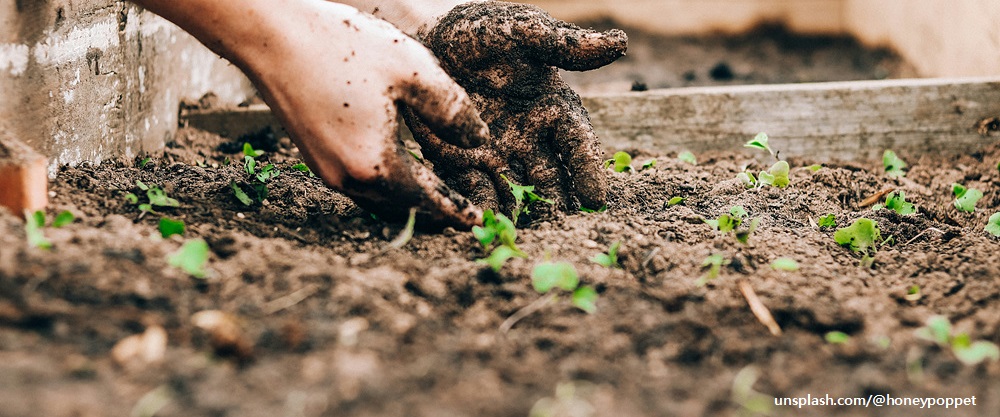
[
  {"xmin": 541, "ymin": 24, "xmax": 628, "ymax": 71},
  {"xmin": 397, "ymin": 62, "xmax": 490, "ymax": 149}
]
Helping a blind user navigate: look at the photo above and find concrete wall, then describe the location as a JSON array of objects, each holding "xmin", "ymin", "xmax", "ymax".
[{"xmin": 0, "ymin": 0, "xmax": 252, "ymax": 175}]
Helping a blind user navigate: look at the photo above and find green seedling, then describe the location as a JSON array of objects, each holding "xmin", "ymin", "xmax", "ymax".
[
  {"xmin": 758, "ymin": 160, "xmax": 790, "ymax": 188},
  {"xmin": 472, "ymin": 210, "xmax": 518, "ymax": 250},
  {"xmin": 737, "ymin": 171, "xmax": 757, "ymax": 188},
  {"xmin": 986, "ymin": 212, "xmax": 1000, "ymax": 237},
  {"xmin": 695, "ymin": 253, "xmax": 728, "ymax": 287},
  {"xmin": 952, "ymin": 183, "xmax": 982, "ymax": 212},
  {"xmin": 478, "ymin": 245, "xmax": 527, "ymax": 272},
  {"xmin": 677, "ymin": 151, "xmax": 697, "ymax": 165},
  {"xmin": 874, "ymin": 191, "xmax": 916, "ymax": 215},
  {"xmin": 138, "ymin": 157, "xmax": 152, "ymax": 169},
  {"xmin": 234, "ymin": 154, "xmax": 281, "ymax": 206},
  {"xmin": 159, "ymin": 217, "xmax": 186, "ymax": 238},
  {"xmin": 904, "ymin": 285, "xmax": 922, "ymax": 301},
  {"xmin": 744, "ymin": 132, "xmax": 774, "ymax": 157},
  {"xmin": 706, "ymin": 206, "xmax": 746, "ymax": 232},
  {"xmin": 641, "ymin": 159, "xmax": 657, "ymax": 170},
  {"xmin": 531, "ymin": 261, "xmax": 597, "ymax": 313},
  {"xmin": 731, "ymin": 366, "xmax": 774, "ymax": 416},
  {"xmin": 817, "ymin": 213, "xmax": 837, "ymax": 228},
  {"xmin": 734, "ymin": 218, "xmax": 761, "ymax": 244},
  {"xmin": 53, "ymin": 210, "xmax": 75, "ymax": 228},
  {"xmin": 771, "ymin": 257, "xmax": 799, "ymax": 271},
  {"xmin": 807, "ymin": 164, "xmax": 823, "ymax": 172},
  {"xmin": 231, "ymin": 183, "xmax": 253, "ymax": 206},
  {"xmin": 579, "ymin": 205, "xmax": 607, "ymax": 213},
  {"xmin": 883, "ymin": 150, "xmax": 907, "ymax": 178},
  {"xmin": 834, "ymin": 218, "xmax": 881, "ymax": 256},
  {"xmin": 825, "ymin": 331, "xmax": 851, "ymax": 344},
  {"xmin": 386, "ymin": 207, "xmax": 417, "ymax": 250},
  {"xmin": 242, "ymin": 142, "xmax": 264, "ymax": 158},
  {"xmin": 126, "ymin": 181, "xmax": 180, "ymax": 214},
  {"xmin": 605, "ymin": 151, "xmax": 633, "ymax": 173},
  {"xmin": 291, "ymin": 162, "xmax": 315, "ymax": 177},
  {"xmin": 590, "ymin": 241, "xmax": 621, "ymax": 268},
  {"xmin": 502, "ymin": 175, "xmax": 554, "ymax": 224},
  {"xmin": 24, "ymin": 210, "xmax": 51, "ymax": 249},
  {"xmin": 667, "ymin": 196, "xmax": 684, "ymax": 207},
  {"xmin": 168, "ymin": 239, "xmax": 210, "ymax": 279},
  {"xmin": 915, "ymin": 315, "xmax": 1000, "ymax": 366}
]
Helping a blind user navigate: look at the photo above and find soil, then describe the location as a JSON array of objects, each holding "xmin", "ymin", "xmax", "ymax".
[{"xmin": 1, "ymin": 26, "xmax": 996, "ymax": 417}]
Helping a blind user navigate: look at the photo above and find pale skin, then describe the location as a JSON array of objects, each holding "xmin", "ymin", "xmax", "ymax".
[{"xmin": 129, "ymin": 0, "xmax": 626, "ymax": 228}]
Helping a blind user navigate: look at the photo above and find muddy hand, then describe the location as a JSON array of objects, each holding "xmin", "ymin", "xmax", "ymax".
[{"xmin": 404, "ymin": 1, "xmax": 627, "ymax": 214}]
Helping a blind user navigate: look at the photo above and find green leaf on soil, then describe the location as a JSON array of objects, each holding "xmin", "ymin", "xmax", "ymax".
[
  {"xmin": 477, "ymin": 246, "xmax": 525, "ymax": 272},
  {"xmin": 590, "ymin": 241, "xmax": 621, "ymax": 268},
  {"xmin": 532, "ymin": 261, "xmax": 579, "ymax": 294},
  {"xmin": 730, "ymin": 206, "xmax": 748, "ymax": 219},
  {"xmin": 807, "ymin": 164, "xmax": 823, "ymax": 172},
  {"xmin": 243, "ymin": 142, "xmax": 264, "ymax": 158},
  {"xmin": 768, "ymin": 160, "xmax": 790, "ymax": 188},
  {"xmin": 244, "ymin": 155, "xmax": 257, "ymax": 176},
  {"xmin": 825, "ymin": 331, "xmax": 850, "ymax": 344},
  {"xmin": 136, "ymin": 180, "xmax": 149, "ymax": 191},
  {"xmin": 667, "ymin": 196, "xmax": 684, "ymax": 207},
  {"xmin": 24, "ymin": 210, "xmax": 51, "ymax": 249},
  {"xmin": 168, "ymin": 239, "xmax": 210, "ymax": 278},
  {"xmin": 502, "ymin": 175, "xmax": 554, "ymax": 223},
  {"xmin": 579, "ymin": 205, "xmax": 607, "ymax": 213},
  {"xmin": 904, "ymin": 285, "xmax": 922, "ymax": 301},
  {"xmin": 158, "ymin": 217, "xmax": 186, "ymax": 238},
  {"xmin": 138, "ymin": 157, "xmax": 152, "ymax": 168},
  {"xmin": 717, "ymin": 214, "xmax": 740, "ymax": 233},
  {"xmin": 53, "ymin": 210, "xmax": 75, "ymax": 228},
  {"xmin": 744, "ymin": 132, "xmax": 773, "ymax": 156},
  {"xmin": 606, "ymin": 151, "xmax": 633, "ymax": 173},
  {"xmin": 952, "ymin": 183, "xmax": 982, "ymax": 212},
  {"xmin": 914, "ymin": 315, "xmax": 952, "ymax": 346},
  {"xmin": 986, "ymin": 212, "xmax": 1000, "ymax": 237},
  {"xmin": 695, "ymin": 254, "xmax": 727, "ymax": 287},
  {"xmin": 571, "ymin": 286, "xmax": 598, "ymax": 314},
  {"xmin": 146, "ymin": 185, "xmax": 180, "ymax": 208},
  {"xmin": 231, "ymin": 182, "xmax": 253, "ymax": 206},
  {"xmin": 771, "ymin": 257, "xmax": 799, "ymax": 271},
  {"xmin": 883, "ymin": 191, "xmax": 916, "ymax": 215},
  {"xmin": 818, "ymin": 214, "xmax": 836, "ymax": 228},
  {"xmin": 834, "ymin": 218, "xmax": 881, "ymax": 255},
  {"xmin": 735, "ymin": 217, "xmax": 761, "ymax": 244},
  {"xmin": 737, "ymin": 171, "xmax": 757, "ymax": 188},
  {"xmin": 883, "ymin": 150, "xmax": 907, "ymax": 178},
  {"xmin": 124, "ymin": 193, "xmax": 139, "ymax": 204},
  {"xmin": 641, "ymin": 159, "xmax": 657, "ymax": 170},
  {"xmin": 953, "ymin": 341, "xmax": 1000, "ymax": 366},
  {"xmin": 757, "ymin": 170, "xmax": 776, "ymax": 187},
  {"xmin": 677, "ymin": 151, "xmax": 697, "ymax": 165},
  {"xmin": 291, "ymin": 163, "xmax": 315, "ymax": 177}
]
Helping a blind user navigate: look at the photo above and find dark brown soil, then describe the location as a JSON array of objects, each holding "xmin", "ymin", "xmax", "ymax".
[
  {"xmin": 563, "ymin": 22, "xmax": 919, "ymax": 94},
  {"xmin": 1, "ymin": 124, "xmax": 999, "ymax": 417}
]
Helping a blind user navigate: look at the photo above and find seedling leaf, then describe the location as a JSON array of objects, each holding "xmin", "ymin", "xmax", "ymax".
[
  {"xmin": 387, "ymin": 207, "xmax": 417, "ymax": 249},
  {"xmin": 986, "ymin": 212, "xmax": 1000, "ymax": 237},
  {"xmin": 744, "ymin": 132, "xmax": 773, "ymax": 156},
  {"xmin": 168, "ymin": 239, "xmax": 210, "ymax": 278},
  {"xmin": 695, "ymin": 254, "xmax": 726, "ymax": 286},
  {"xmin": 146, "ymin": 186, "xmax": 180, "ymax": 208},
  {"xmin": 818, "ymin": 214, "xmax": 836, "ymax": 228},
  {"xmin": 532, "ymin": 261, "xmax": 579, "ymax": 294},
  {"xmin": 136, "ymin": 180, "xmax": 149, "ymax": 191},
  {"xmin": 571, "ymin": 286, "xmax": 598, "ymax": 314},
  {"xmin": 834, "ymin": 218, "xmax": 880, "ymax": 255},
  {"xmin": 768, "ymin": 160, "xmax": 790, "ymax": 188},
  {"xmin": 139, "ymin": 157, "xmax": 152, "ymax": 168},
  {"xmin": 717, "ymin": 214, "xmax": 740, "ymax": 233},
  {"xmin": 53, "ymin": 210, "xmax": 75, "ymax": 228},
  {"xmin": 677, "ymin": 151, "xmax": 696, "ymax": 165},
  {"xmin": 606, "ymin": 151, "xmax": 632, "ymax": 173},
  {"xmin": 641, "ymin": 159, "xmax": 657, "ymax": 170},
  {"xmin": 159, "ymin": 217, "xmax": 186, "ymax": 238},
  {"xmin": 914, "ymin": 315, "xmax": 951, "ymax": 346},
  {"xmin": 825, "ymin": 331, "xmax": 850, "ymax": 344},
  {"xmin": 953, "ymin": 341, "xmax": 1000, "ymax": 366},
  {"xmin": 243, "ymin": 142, "xmax": 264, "ymax": 158},
  {"xmin": 124, "ymin": 193, "xmax": 139, "ymax": 204},
  {"xmin": 735, "ymin": 217, "xmax": 761, "ymax": 244},
  {"xmin": 730, "ymin": 206, "xmax": 748, "ymax": 219},
  {"xmin": 291, "ymin": 163, "xmax": 315, "ymax": 177},
  {"xmin": 231, "ymin": 182, "xmax": 253, "ymax": 206},
  {"xmin": 952, "ymin": 184, "xmax": 982, "ymax": 212},
  {"xmin": 477, "ymin": 246, "xmax": 523, "ymax": 272},
  {"xmin": 667, "ymin": 196, "xmax": 684, "ymax": 207},
  {"xmin": 737, "ymin": 171, "xmax": 757, "ymax": 188},
  {"xmin": 771, "ymin": 257, "xmax": 799, "ymax": 271},
  {"xmin": 807, "ymin": 164, "xmax": 822, "ymax": 172},
  {"xmin": 883, "ymin": 150, "xmax": 907, "ymax": 178},
  {"xmin": 590, "ymin": 241, "xmax": 621, "ymax": 268},
  {"xmin": 883, "ymin": 191, "xmax": 916, "ymax": 215},
  {"xmin": 579, "ymin": 205, "xmax": 607, "ymax": 213},
  {"xmin": 244, "ymin": 156, "xmax": 257, "ymax": 176},
  {"xmin": 502, "ymin": 175, "xmax": 554, "ymax": 223},
  {"xmin": 757, "ymin": 170, "xmax": 776, "ymax": 186},
  {"xmin": 904, "ymin": 285, "xmax": 922, "ymax": 301},
  {"xmin": 24, "ymin": 210, "xmax": 51, "ymax": 249}
]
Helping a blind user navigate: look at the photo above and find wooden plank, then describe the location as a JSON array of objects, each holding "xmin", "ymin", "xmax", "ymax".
[
  {"xmin": 0, "ymin": 136, "xmax": 48, "ymax": 216},
  {"xmin": 180, "ymin": 78, "xmax": 1000, "ymax": 161}
]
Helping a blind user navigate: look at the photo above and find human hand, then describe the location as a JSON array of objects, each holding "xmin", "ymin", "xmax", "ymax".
[{"xmin": 403, "ymin": 1, "xmax": 627, "ymax": 215}]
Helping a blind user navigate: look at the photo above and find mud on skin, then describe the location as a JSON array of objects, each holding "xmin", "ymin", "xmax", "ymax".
[{"xmin": 405, "ymin": 1, "xmax": 628, "ymax": 215}]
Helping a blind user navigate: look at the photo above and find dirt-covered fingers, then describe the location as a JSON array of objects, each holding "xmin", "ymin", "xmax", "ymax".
[
  {"xmin": 548, "ymin": 100, "xmax": 608, "ymax": 211},
  {"xmin": 540, "ymin": 25, "xmax": 628, "ymax": 71}
]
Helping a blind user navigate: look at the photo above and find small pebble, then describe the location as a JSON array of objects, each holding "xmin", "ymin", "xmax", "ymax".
[{"xmin": 237, "ymin": 213, "xmax": 245, "ymax": 219}]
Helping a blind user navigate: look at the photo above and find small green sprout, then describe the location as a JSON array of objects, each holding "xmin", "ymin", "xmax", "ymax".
[
  {"xmin": 915, "ymin": 315, "xmax": 1000, "ymax": 366},
  {"xmin": 734, "ymin": 218, "xmax": 761, "ymax": 244},
  {"xmin": 677, "ymin": 151, "xmax": 696, "ymax": 165},
  {"xmin": 386, "ymin": 207, "xmax": 417, "ymax": 250},
  {"xmin": 817, "ymin": 214, "xmax": 837, "ymax": 228},
  {"xmin": 706, "ymin": 206, "xmax": 746, "ymax": 232},
  {"xmin": 730, "ymin": 206, "xmax": 748, "ymax": 219},
  {"xmin": 53, "ymin": 210, "xmax": 75, "ymax": 228},
  {"xmin": 807, "ymin": 164, "xmax": 823, "ymax": 172},
  {"xmin": 138, "ymin": 157, "xmax": 152, "ymax": 169},
  {"xmin": 472, "ymin": 210, "xmax": 518, "ymax": 250},
  {"xmin": 731, "ymin": 366, "xmax": 774, "ymax": 416},
  {"xmin": 128, "ymin": 181, "xmax": 179, "ymax": 214},
  {"xmin": 590, "ymin": 241, "xmax": 621, "ymax": 268},
  {"xmin": 771, "ymin": 258, "xmax": 799, "ymax": 271},
  {"xmin": 757, "ymin": 160, "xmax": 790, "ymax": 188},
  {"xmin": 291, "ymin": 163, "xmax": 316, "ymax": 177},
  {"xmin": 407, "ymin": 149, "xmax": 423, "ymax": 162},
  {"xmin": 579, "ymin": 205, "xmax": 607, "ymax": 213},
  {"xmin": 904, "ymin": 285, "xmax": 922, "ymax": 301},
  {"xmin": 478, "ymin": 245, "xmax": 527, "ymax": 272},
  {"xmin": 605, "ymin": 151, "xmax": 633, "ymax": 173},
  {"xmin": 230, "ymin": 183, "xmax": 253, "ymax": 206},
  {"xmin": 168, "ymin": 239, "xmax": 210, "ymax": 278},
  {"xmin": 695, "ymin": 253, "xmax": 728, "ymax": 287},
  {"xmin": 234, "ymin": 154, "xmax": 280, "ymax": 205},
  {"xmin": 158, "ymin": 217, "xmax": 186, "ymax": 238},
  {"xmin": 883, "ymin": 150, "xmax": 907, "ymax": 178},
  {"xmin": 124, "ymin": 193, "xmax": 139, "ymax": 204},
  {"xmin": 986, "ymin": 212, "xmax": 1000, "ymax": 237},
  {"xmin": 744, "ymin": 132, "xmax": 774, "ymax": 157},
  {"xmin": 24, "ymin": 210, "xmax": 51, "ymax": 249},
  {"xmin": 242, "ymin": 142, "xmax": 264, "ymax": 158},
  {"xmin": 736, "ymin": 171, "xmax": 757, "ymax": 188},
  {"xmin": 825, "ymin": 331, "xmax": 850, "ymax": 344},
  {"xmin": 531, "ymin": 261, "xmax": 597, "ymax": 313},
  {"xmin": 667, "ymin": 196, "xmax": 684, "ymax": 207},
  {"xmin": 502, "ymin": 175, "xmax": 554, "ymax": 224},
  {"xmin": 876, "ymin": 191, "xmax": 916, "ymax": 215},
  {"xmin": 834, "ymin": 218, "xmax": 881, "ymax": 256},
  {"xmin": 641, "ymin": 159, "xmax": 657, "ymax": 170},
  {"xmin": 952, "ymin": 183, "xmax": 982, "ymax": 212}
]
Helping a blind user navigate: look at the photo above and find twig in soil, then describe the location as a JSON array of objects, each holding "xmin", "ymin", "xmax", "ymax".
[
  {"xmin": 499, "ymin": 293, "xmax": 557, "ymax": 333},
  {"xmin": 262, "ymin": 284, "xmax": 320, "ymax": 315},
  {"xmin": 903, "ymin": 227, "xmax": 945, "ymax": 246},
  {"xmin": 859, "ymin": 187, "xmax": 895, "ymax": 208},
  {"xmin": 738, "ymin": 280, "xmax": 782, "ymax": 336}
]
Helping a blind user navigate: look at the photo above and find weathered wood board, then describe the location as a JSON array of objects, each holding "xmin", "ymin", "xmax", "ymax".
[{"xmin": 181, "ymin": 78, "xmax": 1000, "ymax": 161}]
